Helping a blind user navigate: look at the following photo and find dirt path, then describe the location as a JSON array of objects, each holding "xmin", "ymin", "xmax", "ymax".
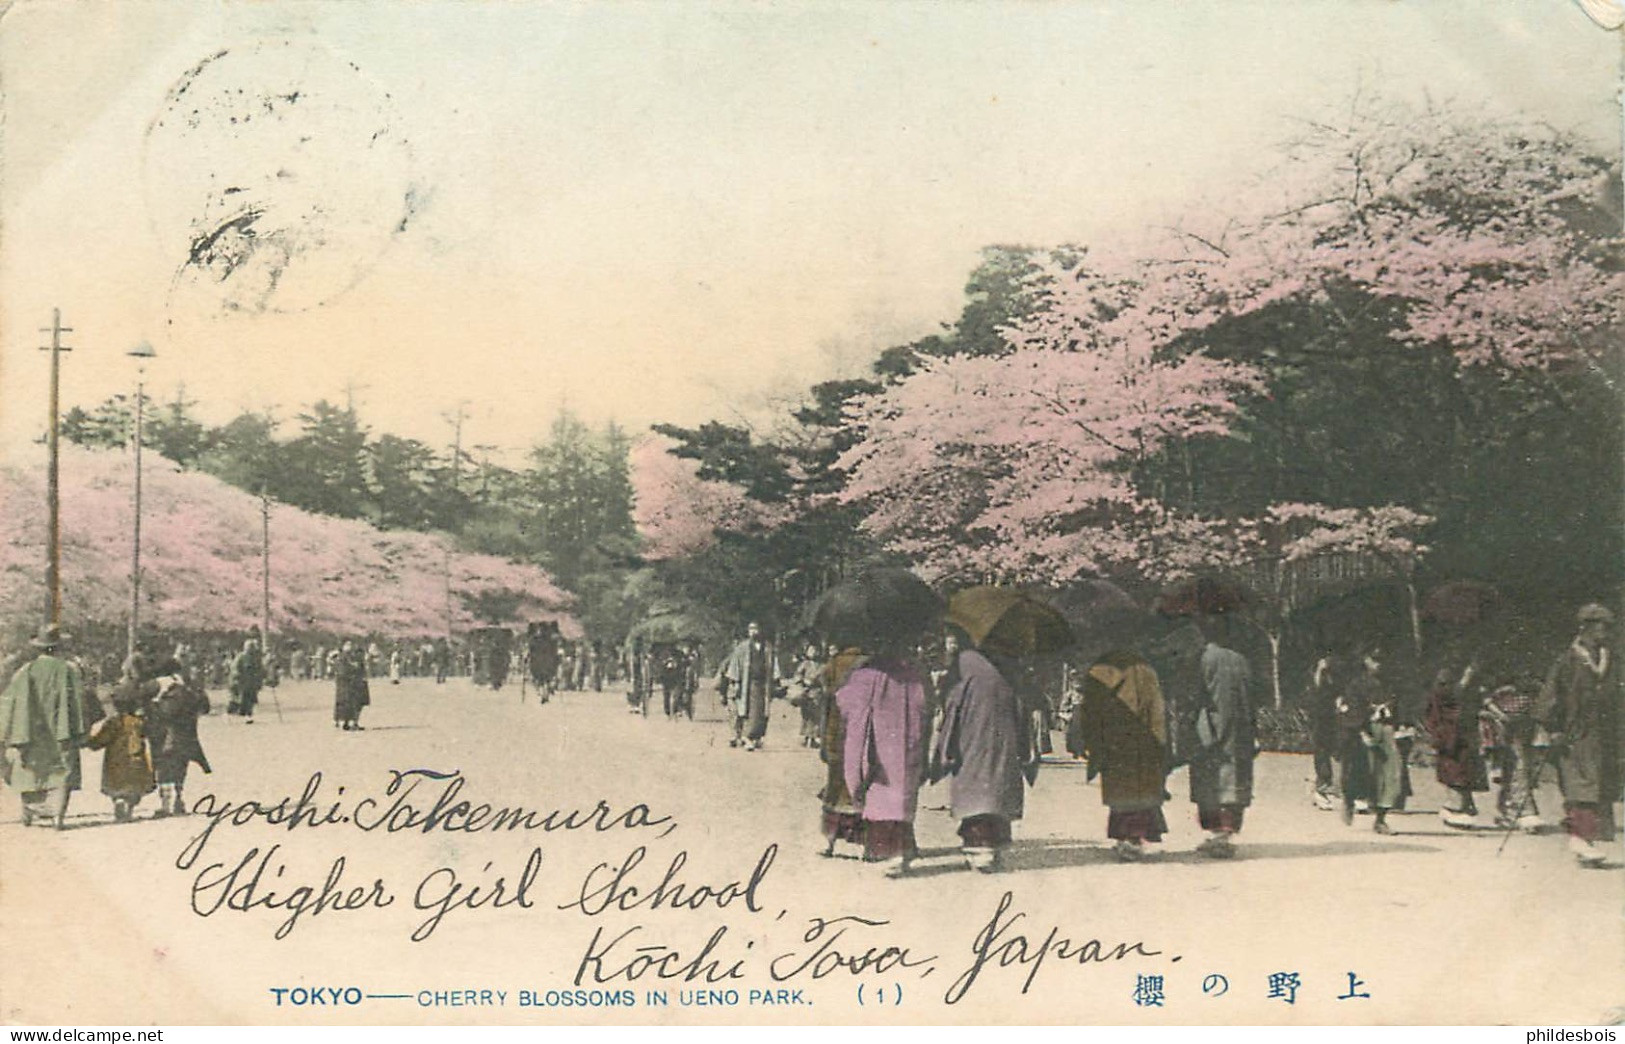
[{"xmin": 3, "ymin": 677, "xmax": 1619, "ymax": 1025}]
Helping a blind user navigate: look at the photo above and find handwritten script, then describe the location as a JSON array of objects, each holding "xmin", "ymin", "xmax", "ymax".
[{"xmin": 173, "ymin": 769, "xmax": 1168, "ymax": 1002}]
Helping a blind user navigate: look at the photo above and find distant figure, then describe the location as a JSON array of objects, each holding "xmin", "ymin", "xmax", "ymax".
[
  {"xmin": 528, "ymin": 623, "xmax": 561, "ymax": 702},
  {"xmin": 1536, "ymin": 604, "xmax": 1619, "ymax": 867},
  {"xmin": 1187, "ymin": 615, "xmax": 1257, "ymax": 858},
  {"xmin": 0, "ymin": 625, "xmax": 93, "ymax": 830},
  {"xmin": 718, "ymin": 622, "xmax": 781, "ymax": 751},
  {"xmin": 1425, "ymin": 657, "xmax": 1491, "ymax": 827},
  {"xmin": 389, "ymin": 648, "xmax": 403, "ymax": 685},
  {"xmin": 434, "ymin": 638, "xmax": 450, "ymax": 684},
  {"xmin": 590, "ymin": 641, "xmax": 606, "ymax": 692},
  {"xmin": 1305, "ymin": 653, "xmax": 1342, "ymax": 811},
  {"xmin": 789, "ymin": 643, "xmax": 824, "ymax": 747},
  {"xmin": 656, "ymin": 643, "xmax": 694, "ymax": 719},
  {"xmin": 1338, "ymin": 645, "xmax": 1403, "ymax": 836},
  {"xmin": 228, "ymin": 637, "xmax": 265, "ymax": 722},
  {"xmin": 334, "ymin": 640, "xmax": 371, "ymax": 731}
]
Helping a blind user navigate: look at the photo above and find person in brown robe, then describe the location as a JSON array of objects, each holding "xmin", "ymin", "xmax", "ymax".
[
  {"xmin": 1071, "ymin": 648, "xmax": 1169, "ymax": 861},
  {"xmin": 85, "ymin": 656, "xmax": 156, "ymax": 822}
]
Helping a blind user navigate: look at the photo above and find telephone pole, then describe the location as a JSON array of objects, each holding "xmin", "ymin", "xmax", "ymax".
[
  {"xmin": 342, "ymin": 379, "xmax": 369, "ymax": 416},
  {"xmin": 443, "ymin": 402, "xmax": 470, "ymax": 494},
  {"xmin": 444, "ymin": 547, "xmax": 454, "ymax": 640},
  {"xmin": 38, "ymin": 310, "xmax": 72, "ymax": 627},
  {"xmin": 127, "ymin": 342, "xmax": 157, "ymax": 659},
  {"xmin": 261, "ymin": 490, "xmax": 272, "ymax": 641},
  {"xmin": 474, "ymin": 443, "xmax": 497, "ymax": 499}
]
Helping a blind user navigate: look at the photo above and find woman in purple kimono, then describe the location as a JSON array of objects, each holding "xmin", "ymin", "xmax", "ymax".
[
  {"xmin": 837, "ymin": 643, "xmax": 930, "ymax": 877},
  {"xmin": 933, "ymin": 632, "xmax": 1032, "ymax": 873}
]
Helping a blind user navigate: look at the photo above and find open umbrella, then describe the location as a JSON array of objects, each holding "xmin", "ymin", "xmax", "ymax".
[
  {"xmin": 1154, "ymin": 576, "xmax": 1247, "ymax": 617},
  {"xmin": 946, "ymin": 586, "xmax": 1074, "ymax": 657},
  {"xmin": 1051, "ymin": 579, "xmax": 1153, "ymax": 657},
  {"xmin": 809, "ymin": 568, "xmax": 943, "ymax": 649},
  {"xmin": 1421, "ymin": 580, "xmax": 1504, "ymax": 626},
  {"xmin": 1053, "ymin": 579, "xmax": 1146, "ymax": 630}
]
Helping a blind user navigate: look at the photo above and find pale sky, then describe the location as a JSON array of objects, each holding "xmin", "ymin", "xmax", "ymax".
[{"xmin": 2, "ymin": 1, "xmax": 1619, "ymax": 463}]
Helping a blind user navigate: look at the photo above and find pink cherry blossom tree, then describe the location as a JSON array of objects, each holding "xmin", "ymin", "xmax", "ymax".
[
  {"xmin": 1229, "ymin": 503, "xmax": 1434, "ymax": 705},
  {"xmin": 629, "ymin": 434, "xmax": 788, "ymax": 561},
  {"xmin": 1, "ymin": 444, "xmax": 576, "ymax": 642},
  {"xmin": 835, "ymin": 251, "xmax": 1268, "ymax": 586}
]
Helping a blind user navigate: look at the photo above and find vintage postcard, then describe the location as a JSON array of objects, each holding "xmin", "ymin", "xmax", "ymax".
[{"xmin": 1, "ymin": 0, "xmax": 1621, "ymax": 1029}]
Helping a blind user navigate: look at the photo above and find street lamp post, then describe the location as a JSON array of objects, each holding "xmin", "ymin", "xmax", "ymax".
[
  {"xmin": 39, "ymin": 310, "xmax": 73, "ymax": 627},
  {"xmin": 127, "ymin": 342, "xmax": 156, "ymax": 661}
]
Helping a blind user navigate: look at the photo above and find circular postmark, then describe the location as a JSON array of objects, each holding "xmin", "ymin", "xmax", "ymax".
[{"xmin": 144, "ymin": 37, "xmax": 419, "ymax": 320}]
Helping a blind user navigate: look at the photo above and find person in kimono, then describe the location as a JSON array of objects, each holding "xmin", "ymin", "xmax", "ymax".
[
  {"xmin": 1305, "ymin": 652, "xmax": 1343, "ymax": 811},
  {"xmin": 1482, "ymin": 674, "xmax": 1545, "ymax": 832},
  {"xmin": 817, "ymin": 645, "xmax": 868, "ymax": 858},
  {"xmin": 933, "ymin": 630, "xmax": 1034, "ymax": 873},
  {"xmin": 1424, "ymin": 654, "xmax": 1491, "ymax": 827},
  {"xmin": 838, "ymin": 639, "xmax": 930, "ymax": 876},
  {"xmin": 1186, "ymin": 615, "xmax": 1258, "ymax": 858},
  {"xmin": 0, "ymin": 625, "xmax": 94, "ymax": 830},
  {"xmin": 1071, "ymin": 642, "xmax": 1169, "ymax": 861},
  {"xmin": 228, "ymin": 636, "xmax": 265, "ymax": 721},
  {"xmin": 87, "ymin": 655, "xmax": 157, "ymax": 822},
  {"xmin": 334, "ymin": 640, "xmax": 371, "ymax": 731},
  {"xmin": 146, "ymin": 656, "xmax": 211, "ymax": 817},
  {"xmin": 1535, "ymin": 603, "xmax": 1620, "ymax": 867},
  {"xmin": 789, "ymin": 642, "xmax": 825, "ymax": 748},
  {"xmin": 718, "ymin": 622, "xmax": 782, "ymax": 751},
  {"xmin": 1338, "ymin": 644, "xmax": 1404, "ymax": 835}
]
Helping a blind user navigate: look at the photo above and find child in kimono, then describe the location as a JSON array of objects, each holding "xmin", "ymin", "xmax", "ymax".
[{"xmin": 86, "ymin": 666, "xmax": 155, "ymax": 822}]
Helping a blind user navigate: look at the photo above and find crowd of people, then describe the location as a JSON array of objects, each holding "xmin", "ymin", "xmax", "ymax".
[
  {"xmin": 0, "ymin": 626, "xmax": 395, "ymax": 825},
  {"xmin": 1, "ymin": 600, "xmax": 1617, "ymax": 879},
  {"xmin": 0, "ymin": 626, "xmax": 211, "ymax": 828},
  {"xmin": 704, "ymin": 598, "xmax": 1621, "ymax": 877}
]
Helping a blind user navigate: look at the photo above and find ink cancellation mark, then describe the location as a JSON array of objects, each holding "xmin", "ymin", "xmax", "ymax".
[{"xmin": 143, "ymin": 37, "xmax": 423, "ymax": 320}]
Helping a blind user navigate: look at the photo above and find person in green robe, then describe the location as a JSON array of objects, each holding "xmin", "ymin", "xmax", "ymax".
[{"xmin": 0, "ymin": 625, "xmax": 93, "ymax": 830}]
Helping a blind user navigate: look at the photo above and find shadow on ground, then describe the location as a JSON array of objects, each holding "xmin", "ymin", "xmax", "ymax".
[{"xmin": 899, "ymin": 835, "xmax": 1443, "ymax": 877}]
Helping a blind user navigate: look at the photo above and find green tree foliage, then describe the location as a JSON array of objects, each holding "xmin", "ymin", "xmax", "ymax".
[
  {"xmin": 194, "ymin": 410, "xmax": 280, "ymax": 495},
  {"xmin": 144, "ymin": 391, "xmax": 211, "ymax": 467},
  {"xmin": 366, "ymin": 433, "xmax": 440, "ymax": 530},
  {"xmin": 280, "ymin": 401, "xmax": 371, "ymax": 517},
  {"xmin": 60, "ymin": 397, "xmax": 133, "ymax": 450},
  {"xmin": 522, "ymin": 412, "xmax": 638, "ymax": 589}
]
